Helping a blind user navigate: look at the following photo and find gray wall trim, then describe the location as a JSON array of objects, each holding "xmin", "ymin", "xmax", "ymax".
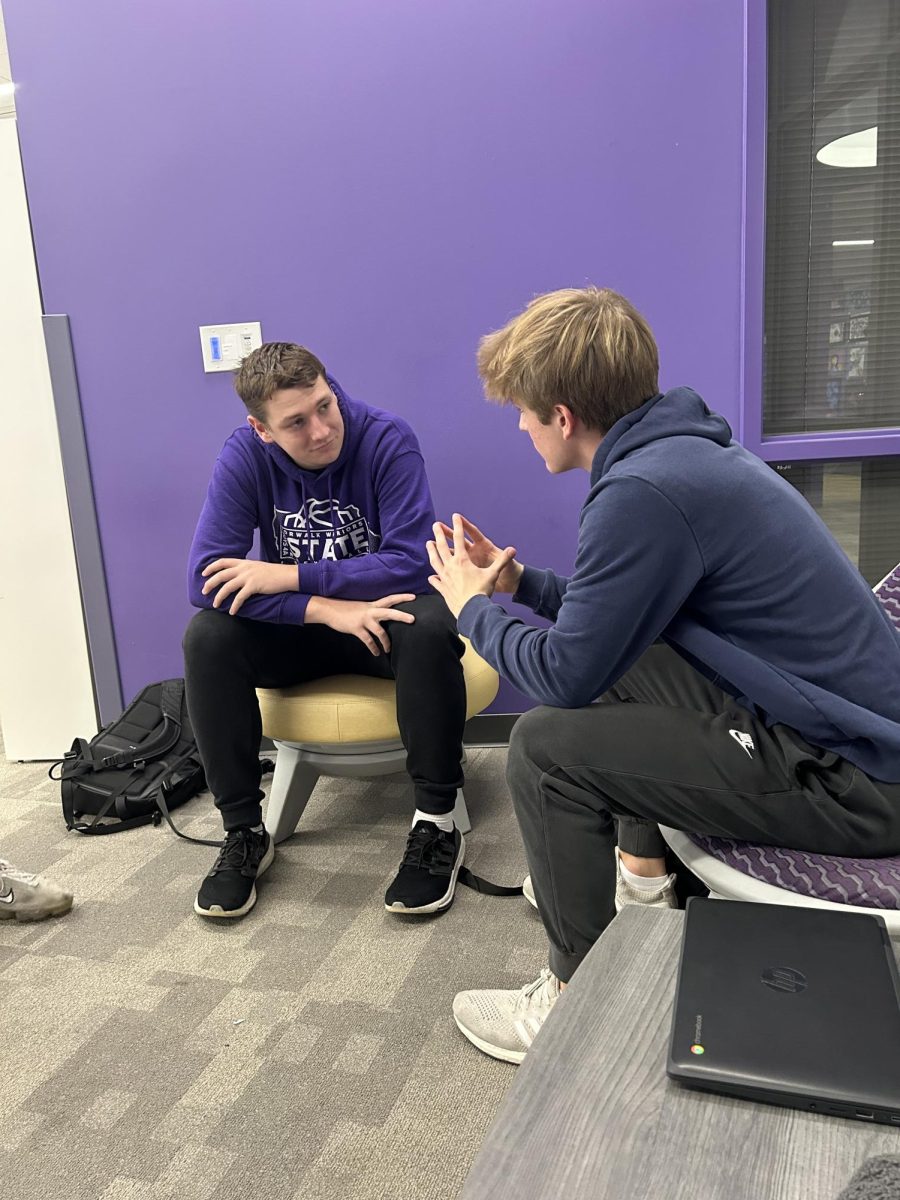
[{"xmin": 43, "ymin": 314, "xmax": 124, "ymax": 724}]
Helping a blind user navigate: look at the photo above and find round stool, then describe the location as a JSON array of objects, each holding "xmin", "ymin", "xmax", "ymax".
[{"xmin": 258, "ymin": 639, "xmax": 499, "ymax": 842}]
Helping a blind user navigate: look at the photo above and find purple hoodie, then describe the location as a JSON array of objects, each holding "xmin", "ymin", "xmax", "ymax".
[{"xmin": 188, "ymin": 377, "xmax": 435, "ymax": 623}]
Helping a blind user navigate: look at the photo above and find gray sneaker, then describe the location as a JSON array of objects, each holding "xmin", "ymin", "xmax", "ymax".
[
  {"xmin": 453, "ymin": 968, "xmax": 562, "ymax": 1064},
  {"xmin": 0, "ymin": 859, "xmax": 73, "ymax": 922},
  {"xmin": 614, "ymin": 846, "xmax": 677, "ymax": 912},
  {"xmin": 522, "ymin": 873, "xmax": 538, "ymax": 909}
]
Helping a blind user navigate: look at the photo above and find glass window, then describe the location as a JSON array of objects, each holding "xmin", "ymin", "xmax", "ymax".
[
  {"xmin": 771, "ymin": 456, "xmax": 900, "ymax": 584},
  {"xmin": 764, "ymin": 0, "xmax": 900, "ymax": 435}
]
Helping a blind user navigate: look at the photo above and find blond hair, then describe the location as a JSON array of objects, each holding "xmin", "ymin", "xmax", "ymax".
[
  {"xmin": 477, "ymin": 287, "xmax": 659, "ymax": 431},
  {"xmin": 234, "ymin": 343, "xmax": 326, "ymax": 421}
]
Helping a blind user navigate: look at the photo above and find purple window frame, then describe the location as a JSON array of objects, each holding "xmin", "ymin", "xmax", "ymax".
[{"xmin": 740, "ymin": 0, "xmax": 900, "ymax": 464}]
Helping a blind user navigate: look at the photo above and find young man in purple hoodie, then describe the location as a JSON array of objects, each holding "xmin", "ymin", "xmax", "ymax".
[
  {"xmin": 426, "ymin": 286, "xmax": 900, "ymax": 1064},
  {"xmin": 184, "ymin": 343, "xmax": 467, "ymax": 920}
]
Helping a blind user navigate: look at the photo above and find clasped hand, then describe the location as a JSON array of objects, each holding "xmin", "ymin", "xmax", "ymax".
[
  {"xmin": 201, "ymin": 558, "xmax": 298, "ymax": 615},
  {"xmin": 427, "ymin": 514, "xmax": 519, "ymax": 617}
]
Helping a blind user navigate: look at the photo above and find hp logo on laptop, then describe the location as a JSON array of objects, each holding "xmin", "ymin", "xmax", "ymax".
[{"xmin": 761, "ymin": 966, "xmax": 808, "ymax": 994}]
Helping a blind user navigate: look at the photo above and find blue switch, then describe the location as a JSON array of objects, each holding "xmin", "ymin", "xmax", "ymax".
[{"xmin": 210, "ymin": 336, "xmax": 222, "ymax": 362}]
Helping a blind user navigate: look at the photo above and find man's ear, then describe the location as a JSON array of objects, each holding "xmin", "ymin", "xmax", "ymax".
[
  {"xmin": 247, "ymin": 414, "xmax": 273, "ymax": 443},
  {"xmin": 555, "ymin": 404, "xmax": 578, "ymax": 441}
]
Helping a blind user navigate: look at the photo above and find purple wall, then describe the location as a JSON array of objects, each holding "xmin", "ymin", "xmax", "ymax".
[{"xmin": 5, "ymin": 0, "xmax": 748, "ymax": 710}]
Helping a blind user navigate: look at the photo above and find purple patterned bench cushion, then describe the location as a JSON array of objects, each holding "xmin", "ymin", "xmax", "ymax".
[
  {"xmin": 689, "ymin": 836, "xmax": 900, "ymax": 910},
  {"xmin": 687, "ymin": 565, "xmax": 900, "ymax": 910},
  {"xmin": 875, "ymin": 563, "xmax": 900, "ymax": 632}
]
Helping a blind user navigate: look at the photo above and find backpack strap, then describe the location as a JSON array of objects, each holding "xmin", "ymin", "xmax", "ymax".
[
  {"xmin": 60, "ymin": 741, "xmax": 116, "ymax": 828},
  {"xmin": 68, "ymin": 810, "xmax": 158, "ymax": 836},
  {"xmin": 61, "ymin": 773, "xmax": 79, "ymax": 830},
  {"xmin": 457, "ymin": 867, "xmax": 524, "ymax": 897},
  {"xmin": 99, "ymin": 680, "xmax": 185, "ymax": 770},
  {"xmin": 50, "ymin": 738, "xmax": 103, "ymax": 782},
  {"xmin": 54, "ymin": 680, "xmax": 187, "ymax": 777},
  {"xmin": 154, "ymin": 783, "xmax": 223, "ymax": 847},
  {"xmin": 152, "ymin": 755, "xmax": 275, "ymax": 849},
  {"xmin": 64, "ymin": 767, "xmax": 146, "ymax": 834}
]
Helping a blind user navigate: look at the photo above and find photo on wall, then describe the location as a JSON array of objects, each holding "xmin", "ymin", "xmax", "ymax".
[
  {"xmin": 847, "ymin": 287, "xmax": 871, "ymax": 316},
  {"xmin": 848, "ymin": 344, "xmax": 868, "ymax": 380}
]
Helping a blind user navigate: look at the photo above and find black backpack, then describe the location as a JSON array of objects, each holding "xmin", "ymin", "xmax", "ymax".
[{"xmin": 53, "ymin": 679, "xmax": 210, "ymax": 839}]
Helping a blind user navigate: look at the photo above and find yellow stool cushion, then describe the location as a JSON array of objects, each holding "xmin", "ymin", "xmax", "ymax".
[{"xmin": 257, "ymin": 639, "xmax": 499, "ymax": 745}]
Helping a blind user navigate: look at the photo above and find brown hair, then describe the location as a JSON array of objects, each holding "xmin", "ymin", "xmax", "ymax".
[
  {"xmin": 477, "ymin": 287, "xmax": 659, "ymax": 432},
  {"xmin": 234, "ymin": 343, "xmax": 327, "ymax": 421}
]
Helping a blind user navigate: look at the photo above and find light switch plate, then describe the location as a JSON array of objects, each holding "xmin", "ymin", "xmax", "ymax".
[{"xmin": 199, "ymin": 322, "xmax": 263, "ymax": 372}]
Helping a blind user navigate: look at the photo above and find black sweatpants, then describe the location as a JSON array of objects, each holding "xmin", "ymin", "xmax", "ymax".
[
  {"xmin": 183, "ymin": 595, "xmax": 466, "ymax": 831},
  {"xmin": 508, "ymin": 644, "xmax": 900, "ymax": 982}
]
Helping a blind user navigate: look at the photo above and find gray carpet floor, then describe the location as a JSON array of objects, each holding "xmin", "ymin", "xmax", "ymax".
[{"xmin": 0, "ymin": 743, "xmax": 546, "ymax": 1200}]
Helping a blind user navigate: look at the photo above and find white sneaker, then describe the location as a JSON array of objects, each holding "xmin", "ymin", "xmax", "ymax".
[
  {"xmin": 524, "ymin": 854, "xmax": 677, "ymax": 914},
  {"xmin": 452, "ymin": 968, "xmax": 562, "ymax": 1064},
  {"xmin": 0, "ymin": 859, "xmax": 73, "ymax": 922},
  {"xmin": 614, "ymin": 846, "xmax": 677, "ymax": 913}
]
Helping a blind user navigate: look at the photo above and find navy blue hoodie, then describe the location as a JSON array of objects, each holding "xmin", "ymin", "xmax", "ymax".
[
  {"xmin": 458, "ymin": 388, "xmax": 900, "ymax": 782},
  {"xmin": 188, "ymin": 378, "xmax": 435, "ymax": 623}
]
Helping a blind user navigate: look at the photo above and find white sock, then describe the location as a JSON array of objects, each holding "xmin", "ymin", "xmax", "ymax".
[
  {"xmin": 250, "ymin": 823, "xmax": 264, "ymax": 834},
  {"xmin": 618, "ymin": 858, "xmax": 670, "ymax": 892},
  {"xmin": 412, "ymin": 809, "xmax": 454, "ymax": 833}
]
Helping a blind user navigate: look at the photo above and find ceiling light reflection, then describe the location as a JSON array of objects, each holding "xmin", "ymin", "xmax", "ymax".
[{"xmin": 817, "ymin": 127, "xmax": 877, "ymax": 168}]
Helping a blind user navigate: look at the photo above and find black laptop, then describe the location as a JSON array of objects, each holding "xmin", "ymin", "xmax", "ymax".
[{"xmin": 667, "ymin": 897, "xmax": 900, "ymax": 1125}]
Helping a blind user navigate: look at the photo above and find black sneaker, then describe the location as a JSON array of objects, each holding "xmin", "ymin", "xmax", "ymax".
[
  {"xmin": 384, "ymin": 821, "xmax": 464, "ymax": 915},
  {"xmin": 194, "ymin": 827, "xmax": 274, "ymax": 919}
]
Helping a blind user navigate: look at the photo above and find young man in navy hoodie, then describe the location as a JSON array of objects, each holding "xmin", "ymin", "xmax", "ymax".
[
  {"xmin": 184, "ymin": 343, "xmax": 467, "ymax": 920},
  {"xmin": 426, "ymin": 286, "xmax": 900, "ymax": 1064}
]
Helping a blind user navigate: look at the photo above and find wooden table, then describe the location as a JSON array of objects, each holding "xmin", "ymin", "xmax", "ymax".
[{"xmin": 460, "ymin": 906, "xmax": 900, "ymax": 1200}]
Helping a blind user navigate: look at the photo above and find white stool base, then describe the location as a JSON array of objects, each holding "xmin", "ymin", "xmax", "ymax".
[{"xmin": 265, "ymin": 738, "xmax": 471, "ymax": 843}]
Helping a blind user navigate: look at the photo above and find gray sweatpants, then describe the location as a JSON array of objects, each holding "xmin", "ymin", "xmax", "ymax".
[{"xmin": 508, "ymin": 644, "xmax": 900, "ymax": 982}]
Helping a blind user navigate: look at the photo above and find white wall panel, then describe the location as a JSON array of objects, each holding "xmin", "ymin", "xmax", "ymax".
[{"xmin": 0, "ymin": 119, "xmax": 97, "ymax": 758}]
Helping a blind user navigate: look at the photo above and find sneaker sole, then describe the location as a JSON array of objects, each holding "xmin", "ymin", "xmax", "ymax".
[
  {"xmin": 615, "ymin": 886, "xmax": 678, "ymax": 914},
  {"xmin": 384, "ymin": 837, "xmax": 465, "ymax": 915},
  {"xmin": 0, "ymin": 896, "xmax": 74, "ymax": 922},
  {"xmin": 453, "ymin": 1012, "xmax": 526, "ymax": 1065},
  {"xmin": 526, "ymin": 885, "xmax": 666, "ymax": 915},
  {"xmin": 194, "ymin": 838, "xmax": 275, "ymax": 919}
]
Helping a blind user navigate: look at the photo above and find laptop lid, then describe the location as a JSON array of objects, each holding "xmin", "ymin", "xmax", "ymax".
[{"xmin": 667, "ymin": 898, "xmax": 900, "ymax": 1124}]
